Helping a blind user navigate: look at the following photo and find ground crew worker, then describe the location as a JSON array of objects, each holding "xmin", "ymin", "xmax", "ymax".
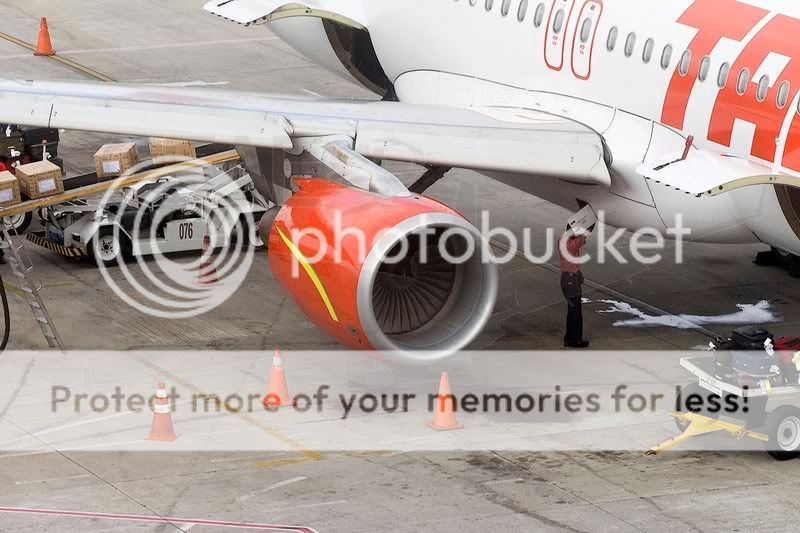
[{"xmin": 559, "ymin": 224, "xmax": 593, "ymax": 348}]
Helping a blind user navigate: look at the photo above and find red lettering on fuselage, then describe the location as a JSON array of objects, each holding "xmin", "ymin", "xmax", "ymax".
[
  {"xmin": 661, "ymin": 0, "xmax": 768, "ymax": 130},
  {"xmin": 708, "ymin": 15, "xmax": 800, "ymax": 168}
]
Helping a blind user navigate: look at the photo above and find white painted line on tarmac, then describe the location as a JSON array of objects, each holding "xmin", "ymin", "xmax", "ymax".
[
  {"xmin": 265, "ymin": 501, "xmax": 347, "ymax": 513},
  {"xmin": 0, "ymin": 507, "xmax": 319, "ymax": 532},
  {"xmin": 0, "ymin": 450, "xmax": 52, "ymax": 459},
  {"xmin": 0, "ymin": 398, "xmax": 196, "ymax": 449},
  {"xmin": 14, "ymin": 474, "xmax": 91, "ymax": 485},
  {"xmin": 145, "ymin": 81, "xmax": 230, "ymax": 87},
  {"xmin": 483, "ymin": 478, "xmax": 524, "ymax": 485},
  {"xmin": 0, "ymin": 410, "xmax": 135, "ymax": 448},
  {"xmin": 237, "ymin": 476, "xmax": 307, "ymax": 502},
  {"xmin": 299, "ymin": 88, "xmax": 322, "ymax": 97}
]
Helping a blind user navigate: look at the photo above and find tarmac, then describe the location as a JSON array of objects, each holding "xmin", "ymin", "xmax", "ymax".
[{"xmin": 0, "ymin": 1, "xmax": 800, "ymax": 531}]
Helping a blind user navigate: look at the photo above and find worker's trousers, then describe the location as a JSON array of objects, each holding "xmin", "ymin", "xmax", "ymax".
[{"xmin": 561, "ymin": 272, "xmax": 584, "ymax": 344}]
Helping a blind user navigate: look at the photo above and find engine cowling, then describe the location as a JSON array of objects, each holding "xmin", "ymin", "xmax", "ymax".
[{"xmin": 265, "ymin": 178, "xmax": 497, "ymax": 362}]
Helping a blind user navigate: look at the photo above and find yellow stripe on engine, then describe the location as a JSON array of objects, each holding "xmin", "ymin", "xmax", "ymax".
[{"xmin": 276, "ymin": 227, "xmax": 339, "ymax": 323}]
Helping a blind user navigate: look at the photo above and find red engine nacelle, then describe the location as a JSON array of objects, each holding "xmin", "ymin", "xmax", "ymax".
[{"xmin": 265, "ymin": 178, "xmax": 497, "ymax": 362}]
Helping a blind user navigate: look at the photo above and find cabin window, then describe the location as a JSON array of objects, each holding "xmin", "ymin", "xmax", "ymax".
[
  {"xmin": 736, "ymin": 68, "xmax": 750, "ymax": 95},
  {"xmin": 580, "ymin": 18, "xmax": 592, "ymax": 44},
  {"xmin": 718, "ymin": 62, "xmax": 730, "ymax": 88},
  {"xmin": 698, "ymin": 56, "xmax": 711, "ymax": 81},
  {"xmin": 501, "ymin": 0, "xmax": 512, "ymax": 16},
  {"xmin": 678, "ymin": 50, "xmax": 692, "ymax": 76},
  {"xmin": 778, "ymin": 81, "xmax": 791, "ymax": 109},
  {"xmin": 660, "ymin": 44, "xmax": 673, "ymax": 69},
  {"xmin": 517, "ymin": 0, "xmax": 529, "ymax": 21},
  {"xmin": 533, "ymin": 2, "xmax": 546, "ymax": 27},
  {"xmin": 642, "ymin": 38, "xmax": 654, "ymax": 63},
  {"xmin": 606, "ymin": 27, "xmax": 618, "ymax": 51},
  {"xmin": 485, "ymin": 0, "xmax": 494, "ymax": 11},
  {"xmin": 553, "ymin": 9, "xmax": 565, "ymax": 33},
  {"xmin": 624, "ymin": 33, "xmax": 636, "ymax": 57},
  {"xmin": 756, "ymin": 75, "xmax": 769, "ymax": 102}
]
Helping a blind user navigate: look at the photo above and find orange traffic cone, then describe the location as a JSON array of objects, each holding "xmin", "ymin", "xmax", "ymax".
[
  {"xmin": 426, "ymin": 372, "xmax": 463, "ymax": 431},
  {"xmin": 262, "ymin": 348, "xmax": 295, "ymax": 408},
  {"xmin": 147, "ymin": 381, "xmax": 177, "ymax": 441},
  {"xmin": 34, "ymin": 17, "xmax": 55, "ymax": 56},
  {"xmin": 195, "ymin": 235, "xmax": 219, "ymax": 285}
]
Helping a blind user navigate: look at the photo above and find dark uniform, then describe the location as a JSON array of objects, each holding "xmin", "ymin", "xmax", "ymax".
[{"xmin": 559, "ymin": 232, "xmax": 589, "ymax": 348}]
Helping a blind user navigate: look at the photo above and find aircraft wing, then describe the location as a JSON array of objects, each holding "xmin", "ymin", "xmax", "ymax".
[{"xmin": 0, "ymin": 79, "xmax": 611, "ymax": 186}]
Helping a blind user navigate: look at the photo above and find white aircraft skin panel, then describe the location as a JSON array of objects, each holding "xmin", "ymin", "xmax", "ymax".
[
  {"xmin": 730, "ymin": 119, "xmax": 759, "ymax": 159},
  {"xmin": 362, "ymin": 0, "xmax": 800, "ymax": 177},
  {"xmin": 753, "ymin": 51, "xmax": 792, "ymax": 85}
]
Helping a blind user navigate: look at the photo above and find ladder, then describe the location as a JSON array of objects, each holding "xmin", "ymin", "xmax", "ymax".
[{"xmin": 0, "ymin": 222, "xmax": 63, "ymax": 350}]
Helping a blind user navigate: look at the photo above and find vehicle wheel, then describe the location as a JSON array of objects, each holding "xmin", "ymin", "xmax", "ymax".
[
  {"xmin": 89, "ymin": 227, "xmax": 129, "ymax": 267},
  {"xmin": 37, "ymin": 207, "xmax": 49, "ymax": 226},
  {"xmin": 765, "ymin": 406, "xmax": 800, "ymax": 461},
  {"xmin": 674, "ymin": 382, "xmax": 719, "ymax": 432},
  {"xmin": 3, "ymin": 211, "xmax": 32, "ymax": 235},
  {"xmin": 232, "ymin": 216, "xmax": 263, "ymax": 249}
]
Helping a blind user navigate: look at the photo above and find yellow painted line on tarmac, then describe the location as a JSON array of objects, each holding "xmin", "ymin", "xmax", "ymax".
[
  {"xmin": 252, "ymin": 454, "xmax": 322, "ymax": 470},
  {"xmin": 3, "ymin": 280, "xmax": 75, "ymax": 299},
  {"xmin": 0, "ymin": 31, "xmax": 116, "ymax": 82},
  {"xmin": 130, "ymin": 354, "xmax": 326, "ymax": 469}
]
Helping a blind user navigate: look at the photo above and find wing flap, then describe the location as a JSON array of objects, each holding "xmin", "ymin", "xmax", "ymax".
[
  {"xmin": 356, "ymin": 120, "xmax": 609, "ymax": 184},
  {"xmin": 203, "ymin": 0, "xmax": 366, "ymax": 29},
  {"xmin": 203, "ymin": 0, "xmax": 284, "ymax": 25}
]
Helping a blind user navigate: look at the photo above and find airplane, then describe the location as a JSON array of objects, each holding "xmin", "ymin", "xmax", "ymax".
[{"xmin": 0, "ymin": 0, "xmax": 798, "ymax": 363}]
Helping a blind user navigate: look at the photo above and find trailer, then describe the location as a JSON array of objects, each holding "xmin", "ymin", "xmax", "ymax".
[
  {"xmin": 651, "ymin": 354, "xmax": 800, "ymax": 460},
  {"xmin": 0, "ymin": 148, "xmax": 254, "ymax": 263},
  {"xmin": 39, "ymin": 166, "xmax": 268, "ymax": 266},
  {"xmin": 0, "ymin": 148, "xmax": 243, "ymax": 349}
]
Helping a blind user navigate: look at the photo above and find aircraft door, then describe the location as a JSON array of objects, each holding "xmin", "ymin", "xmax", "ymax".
[
  {"xmin": 570, "ymin": 0, "xmax": 603, "ymax": 80},
  {"xmin": 545, "ymin": 0, "xmax": 576, "ymax": 71}
]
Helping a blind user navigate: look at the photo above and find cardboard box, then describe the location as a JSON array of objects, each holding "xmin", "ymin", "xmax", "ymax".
[
  {"xmin": 149, "ymin": 138, "xmax": 196, "ymax": 161},
  {"xmin": 15, "ymin": 160, "xmax": 64, "ymax": 199},
  {"xmin": 0, "ymin": 171, "xmax": 20, "ymax": 207},
  {"xmin": 94, "ymin": 142, "xmax": 139, "ymax": 179},
  {"xmin": 568, "ymin": 205, "xmax": 598, "ymax": 236}
]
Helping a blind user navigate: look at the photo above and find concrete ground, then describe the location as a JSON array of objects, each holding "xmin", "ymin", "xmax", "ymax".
[{"xmin": 0, "ymin": 1, "xmax": 799, "ymax": 531}]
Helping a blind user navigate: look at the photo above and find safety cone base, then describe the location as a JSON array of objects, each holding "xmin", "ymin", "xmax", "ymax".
[
  {"xmin": 147, "ymin": 432, "xmax": 178, "ymax": 442},
  {"xmin": 426, "ymin": 420, "xmax": 464, "ymax": 432},
  {"xmin": 262, "ymin": 395, "xmax": 296, "ymax": 408}
]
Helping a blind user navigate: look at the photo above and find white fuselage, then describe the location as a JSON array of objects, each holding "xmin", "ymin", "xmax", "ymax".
[{"xmin": 274, "ymin": 0, "xmax": 800, "ymax": 252}]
